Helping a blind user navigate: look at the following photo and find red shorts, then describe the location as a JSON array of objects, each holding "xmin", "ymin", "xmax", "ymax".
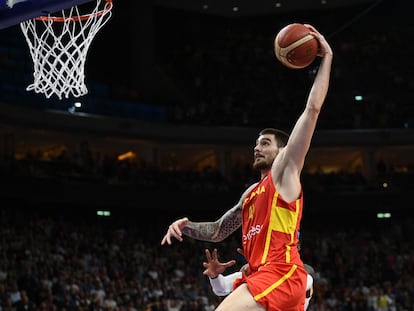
[{"xmin": 233, "ymin": 262, "xmax": 307, "ymax": 311}]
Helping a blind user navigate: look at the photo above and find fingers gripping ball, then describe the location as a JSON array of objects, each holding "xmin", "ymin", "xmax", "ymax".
[{"xmin": 274, "ymin": 23, "xmax": 319, "ymax": 69}]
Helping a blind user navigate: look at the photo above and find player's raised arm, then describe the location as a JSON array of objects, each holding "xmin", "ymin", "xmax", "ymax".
[{"xmin": 273, "ymin": 25, "xmax": 333, "ymax": 202}]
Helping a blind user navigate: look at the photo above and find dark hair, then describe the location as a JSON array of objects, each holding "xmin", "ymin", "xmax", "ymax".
[{"xmin": 259, "ymin": 128, "xmax": 290, "ymax": 147}]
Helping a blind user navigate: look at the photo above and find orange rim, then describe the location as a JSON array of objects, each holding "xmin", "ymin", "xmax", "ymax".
[{"xmin": 34, "ymin": 0, "xmax": 112, "ymax": 22}]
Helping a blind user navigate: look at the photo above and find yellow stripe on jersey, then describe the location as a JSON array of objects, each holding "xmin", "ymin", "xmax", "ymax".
[
  {"xmin": 254, "ymin": 264, "xmax": 298, "ymax": 301},
  {"xmin": 261, "ymin": 192, "xmax": 300, "ymax": 265}
]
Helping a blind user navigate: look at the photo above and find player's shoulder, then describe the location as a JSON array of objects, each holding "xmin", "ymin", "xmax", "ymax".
[
  {"xmin": 237, "ymin": 182, "xmax": 259, "ymax": 203},
  {"xmin": 244, "ymin": 182, "xmax": 259, "ymax": 194}
]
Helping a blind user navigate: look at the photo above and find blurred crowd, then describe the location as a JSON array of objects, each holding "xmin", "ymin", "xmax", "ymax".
[
  {"xmin": 0, "ymin": 208, "xmax": 412, "ymax": 311},
  {"xmin": 3, "ymin": 145, "xmax": 412, "ymax": 196}
]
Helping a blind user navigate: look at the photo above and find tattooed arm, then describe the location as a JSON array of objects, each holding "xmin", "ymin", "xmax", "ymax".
[
  {"xmin": 161, "ymin": 183, "xmax": 257, "ymax": 245},
  {"xmin": 183, "ymin": 205, "xmax": 241, "ymax": 242}
]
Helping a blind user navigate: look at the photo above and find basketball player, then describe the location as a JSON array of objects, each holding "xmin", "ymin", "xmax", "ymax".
[
  {"xmin": 161, "ymin": 24, "xmax": 332, "ymax": 311},
  {"xmin": 202, "ymin": 248, "xmax": 314, "ymax": 311}
]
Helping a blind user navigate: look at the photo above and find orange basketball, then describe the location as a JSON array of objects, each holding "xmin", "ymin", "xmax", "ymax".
[{"xmin": 274, "ymin": 23, "xmax": 319, "ymax": 69}]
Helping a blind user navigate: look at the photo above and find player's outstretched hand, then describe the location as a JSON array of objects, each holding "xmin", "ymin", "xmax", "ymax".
[
  {"xmin": 303, "ymin": 24, "xmax": 333, "ymax": 58},
  {"xmin": 202, "ymin": 248, "xmax": 236, "ymax": 278},
  {"xmin": 161, "ymin": 217, "xmax": 189, "ymax": 245}
]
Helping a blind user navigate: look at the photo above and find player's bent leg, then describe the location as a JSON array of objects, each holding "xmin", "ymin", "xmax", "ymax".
[{"xmin": 215, "ymin": 283, "xmax": 266, "ymax": 311}]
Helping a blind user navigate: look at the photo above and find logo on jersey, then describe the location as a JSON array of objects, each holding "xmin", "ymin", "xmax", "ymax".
[
  {"xmin": 243, "ymin": 185, "xmax": 265, "ymax": 205},
  {"xmin": 249, "ymin": 205, "xmax": 254, "ymax": 219},
  {"xmin": 242, "ymin": 224, "xmax": 263, "ymax": 244}
]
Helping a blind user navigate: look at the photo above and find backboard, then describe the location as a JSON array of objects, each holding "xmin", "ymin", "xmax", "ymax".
[{"xmin": 0, "ymin": 0, "xmax": 94, "ymax": 29}]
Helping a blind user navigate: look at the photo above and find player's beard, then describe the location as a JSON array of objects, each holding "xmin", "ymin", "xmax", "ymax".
[{"xmin": 253, "ymin": 158, "xmax": 272, "ymax": 171}]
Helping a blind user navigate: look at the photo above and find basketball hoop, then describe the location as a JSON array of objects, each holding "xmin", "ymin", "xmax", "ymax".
[{"xmin": 20, "ymin": 0, "xmax": 113, "ymax": 99}]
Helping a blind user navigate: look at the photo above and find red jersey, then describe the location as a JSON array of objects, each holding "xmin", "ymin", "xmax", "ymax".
[
  {"xmin": 241, "ymin": 171, "xmax": 303, "ymax": 270},
  {"xmin": 234, "ymin": 171, "xmax": 307, "ymax": 311}
]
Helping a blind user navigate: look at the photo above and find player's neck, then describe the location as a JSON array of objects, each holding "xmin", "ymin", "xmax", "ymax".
[{"xmin": 260, "ymin": 170, "xmax": 270, "ymax": 180}]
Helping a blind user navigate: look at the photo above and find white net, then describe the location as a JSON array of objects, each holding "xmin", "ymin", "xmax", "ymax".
[{"xmin": 20, "ymin": 0, "xmax": 113, "ymax": 99}]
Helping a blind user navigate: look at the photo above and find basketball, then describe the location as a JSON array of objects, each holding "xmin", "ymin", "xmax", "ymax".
[{"xmin": 274, "ymin": 23, "xmax": 319, "ymax": 69}]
